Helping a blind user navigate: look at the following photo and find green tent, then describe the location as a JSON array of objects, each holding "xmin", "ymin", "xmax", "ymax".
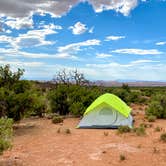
[{"xmin": 77, "ymin": 93, "xmax": 133, "ymax": 129}]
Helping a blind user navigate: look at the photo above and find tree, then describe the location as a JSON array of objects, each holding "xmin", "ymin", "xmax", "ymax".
[
  {"xmin": 70, "ymin": 69, "xmax": 89, "ymax": 86},
  {"xmin": 48, "ymin": 84, "xmax": 70, "ymax": 115},
  {"xmin": 0, "ymin": 65, "xmax": 46, "ymax": 121},
  {"xmin": 122, "ymin": 83, "xmax": 130, "ymax": 92},
  {"xmin": 53, "ymin": 69, "xmax": 89, "ymax": 86},
  {"xmin": 0, "ymin": 64, "xmax": 24, "ymax": 88},
  {"xmin": 53, "ymin": 69, "xmax": 70, "ymax": 85}
]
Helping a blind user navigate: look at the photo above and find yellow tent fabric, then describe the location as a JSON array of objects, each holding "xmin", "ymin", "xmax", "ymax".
[{"xmin": 84, "ymin": 93, "xmax": 131, "ymax": 117}]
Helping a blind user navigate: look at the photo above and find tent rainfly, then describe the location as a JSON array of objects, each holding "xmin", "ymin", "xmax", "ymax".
[{"xmin": 77, "ymin": 93, "xmax": 133, "ymax": 129}]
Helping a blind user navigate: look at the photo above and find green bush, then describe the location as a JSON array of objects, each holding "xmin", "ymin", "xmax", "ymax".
[
  {"xmin": 154, "ymin": 126, "xmax": 161, "ymax": 132},
  {"xmin": 146, "ymin": 94, "xmax": 166, "ymax": 119},
  {"xmin": 0, "ymin": 118, "xmax": 13, "ymax": 155},
  {"xmin": 147, "ymin": 115, "xmax": 156, "ymax": 122},
  {"xmin": 118, "ymin": 126, "xmax": 131, "ymax": 134},
  {"xmin": 48, "ymin": 84, "xmax": 101, "ymax": 116},
  {"xmin": 0, "ymin": 65, "xmax": 46, "ymax": 121},
  {"xmin": 160, "ymin": 133, "xmax": 166, "ymax": 142},
  {"xmin": 133, "ymin": 126, "xmax": 146, "ymax": 136},
  {"xmin": 52, "ymin": 116, "xmax": 63, "ymax": 124},
  {"xmin": 69, "ymin": 102, "xmax": 85, "ymax": 116}
]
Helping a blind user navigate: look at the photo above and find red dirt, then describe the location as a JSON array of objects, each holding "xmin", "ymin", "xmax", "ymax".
[{"xmin": 1, "ymin": 107, "xmax": 166, "ymax": 166}]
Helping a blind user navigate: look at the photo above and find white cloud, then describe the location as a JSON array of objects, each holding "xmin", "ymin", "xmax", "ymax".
[
  {"xmin": 41, "ymin": 23, "xmax": 62, "ymax": 30},
  {"xmin": 0, "ymin": 25, "xmax": 58, "ymax": 49},
  {"xmin": 1, "ymin": 56, "xmax": 165, "ymax": 81},
  {"xmin": 112, "ymin": 48, "xmax": 163, "ymax": 55},
  {"xmin": 89, "ymin": 26, "xmax": 94, "ymax": 33},
  {"xmin": 86, "ymin": 62, "xmax": 131, "ymax": 68},
  {"xmin": 0, "ymin": 0, "xmax": 78, "ymax": 18},
  {"xmin": 58, "ymin": 39, "xmax": 101, "ymax": 53},
  {"xmin": 5, "ymin": 29, "xmax": 12, "ymax": 34},
  {"xmin": 105, "ymin": 35, "xmax": 125, "ymax": 41},
  {"xmin": 130, "ymin": 59, "xmax": 160, "ymax": 64},
  {"xmin": 88, "ymin": 0, "xmax": 138, "ymax": 16},
  {"xmin": 56, "ymin": 39, "xmax": 100, "ymax": 59},
  {"xmin": 0, "ymin": 35, "xmax": 13, "ymax": 44},
  {"xmin": 156, "ymin": 41, "xmax": 166, "ymax": 46},
  {"xmin": 14, "ymin": 28, "xmax": 57, "ymax": 48},
  {"xmin": 86, "ymin": 59, "xmax": 160, "ymax": 68},
  {"xmin": 5, "ymin": 16, "xmax": 33, "ymax": 30},
  {"xmin": 96, "ymin": 53, "xmax": 112, "ymax": 58},
  {"xmin": 0, "ymin": 59, "xmax": 44, "ymax": 67},
  {"xmin": 0, "ymin": 0, "xmax": 138, "ymax": 19},
  {"xmin": 0, "ymin": 48, "xmax": 78, "ymax": 60},
  {"xmin": 69, "ymin": 22, "xmax": 88, "ymax": 35},
  {"xmin": 85, "ymin": 60, "xmax": 166, "ymax": 81}
]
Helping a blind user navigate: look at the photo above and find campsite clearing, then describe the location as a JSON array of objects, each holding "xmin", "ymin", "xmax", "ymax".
[{"xmin": 1, "ymin": 105, "xmax": 166, "ymax": 166}]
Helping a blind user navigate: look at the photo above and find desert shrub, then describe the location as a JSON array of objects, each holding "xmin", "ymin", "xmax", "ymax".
[
  {"xmin": 147, "ymin": 115, "xmax": 156, "ymax": 122},
  {"xmin": 0, "ymin": 118, "xmax": 13, "ymax": 155},
  {"xmin": 69, "ymin": 102, "xmax": 85, "ymax": 116},
  {"xmin": 153, "ymin": 147, "xmax": 160, "ymax": 154},
  {"xmin": 0, "ymin": 65, "xmax": 46, "ymax": 121},
  {"xmin": 154, "ymin": 126, "xmax": 161, "ymax": 132},
  {"xmin": 52, "ymin": 116, "xmax": 63, "ymax": 124},
  {"xmin": 65, "ymin": 128, "xmax": 71, "ymax": 134},
  {"xmin": 48, "ymin": 84, "xmax": 101, "ymax": 116},
  {"xmin": 112, "ymin": 89, "xmax": 130, "ymax": 104},
  {"xmin": 133, "ymin": 126, "xmax": 146, "ymax": 136},
  {"xmin": 48, "ymin": 84, "xmax": 70, "ymax": 115},
  {"xmin": 160, "ymin": 133, "xmax": 166, "ymax": 142},
  {"xmin": 146, "ymin": 94, "xmax": 166, "ymax": 119},
  {"xmin": 57, "ymin": 128, "xmax": 61, "ymax": 133},
  {"xmin": 12, "ymin": 80, "xmax": 31, "ymax": 94},
  {"xmin": 118, "ymin": 126, "xmax": 131, "ymax": 134},
  {"xmin": 104, "ymin": 131, "xmax": 109, "ymax": 136},
  {"xmin": 119, "ymin": 154, "xmax": 126, "ymax": 161}
]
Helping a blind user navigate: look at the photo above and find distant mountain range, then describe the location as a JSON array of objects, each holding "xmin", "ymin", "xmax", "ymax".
[{"xmin": 94, "ymin": 80, "xmax": 166, "ymax": 87}]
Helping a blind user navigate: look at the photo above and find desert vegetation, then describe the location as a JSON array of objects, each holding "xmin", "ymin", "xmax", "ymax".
[{"xmin": 1, "ymin": 64, "xmax": 166, "ymax": 158}]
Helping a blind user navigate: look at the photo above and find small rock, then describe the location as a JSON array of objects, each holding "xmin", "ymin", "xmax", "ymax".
[{"xmin": 102, "ymin": 151, "xmax": 106, "ymax": 154}]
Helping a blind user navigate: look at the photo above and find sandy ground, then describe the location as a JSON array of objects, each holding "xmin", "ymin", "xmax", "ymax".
[{"xmin": 1, "ymin": 105, "xmax": 166, "ymax": 166}]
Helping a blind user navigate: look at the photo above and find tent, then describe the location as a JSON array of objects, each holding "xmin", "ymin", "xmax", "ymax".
[{"xmin": 77, "ymin": 93, "xmax": 133, "ymax": 129}]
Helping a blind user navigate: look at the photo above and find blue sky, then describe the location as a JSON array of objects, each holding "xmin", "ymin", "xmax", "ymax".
[{"xmin": 0, "ymin": 0, "xmax": 166, "ymax": 81}]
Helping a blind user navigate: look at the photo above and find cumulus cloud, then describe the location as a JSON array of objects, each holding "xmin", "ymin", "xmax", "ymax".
[
  {"xmin": 0, "ymin": 24, "xmax": 58, "ymax": 49},
  {"xmin": 69, "ymin": 22, "xmax": 88, "ymax": 35},
  {"xmin": 15, "ymin": 28, "xmax": 57, "ymax": 48},
  {"xmin": 87, "ymin": 0, "xmax": 138, "ymax": 16},
  {"xmin": 0, "ymin": 38, "xmax": 100, "ymax": 60},
  {"xmin": 5, "ymin": 16, "xmax": 33, "ymax": 29},
  {"xmin": 112, "ymin": 48, "xmax": 163, "ymax": 55},
  {"xmin": 0, "ymin": 0, "xmax": 78, "ymax": 18},
  {"xmin": 0, "ymin": 0, "xmax": 138, "ymax": 19},
  {"xmin": 105, "ymin": 35, "xmax": 125, "ymax": 41}
]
